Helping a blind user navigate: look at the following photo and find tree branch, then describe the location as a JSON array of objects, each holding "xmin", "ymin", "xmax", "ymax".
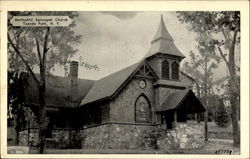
[
  {"xmin": 192, "ymin": 58, "xmax": 205, "ymax": 71},
  {"xmin": 42, "ymin": 27, "xmax": 50, "ymax": 66},
  {"xmin": 8, "ymin": 33, "xmax": 40, "ymax": 86},
  {"xmin": 217, "ymin": 46, "xmax": 229, "ymax": 68},
  {"xmin": 35, "ymin": 38, "xmax": 42, "ymax": 66}
]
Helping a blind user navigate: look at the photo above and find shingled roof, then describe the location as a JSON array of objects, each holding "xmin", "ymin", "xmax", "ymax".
[
  {"xmin": 22, "ymin": 73, "xmax": 94, "ymax": 108},
  {"xmin": 21, "ymin": 16, "xmax": 192, "ymax": 109},
  {"xmin": 157, "ymin": 89, "xmax": 205, "ymax": 113},
  {"xmin": 79, "ymin": 61, "xmax": 145, "ymax": 106},
  {"xmin": 145, "ymin": 15, "xmax": 185, "ymax": 59}
]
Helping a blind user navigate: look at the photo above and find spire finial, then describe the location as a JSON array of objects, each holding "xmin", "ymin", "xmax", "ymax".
[
  {"xmin": 145, "ymin": 14, "xmax": 185, "ymax": 58},
  {"xmin": 151, "ymin": 14, "xmax": 173, "ymax": 43},
  {"xmin": 161, "ymin": 14, "xmax": 164, "ymax": 22},
  {"xmin": 160, "ymin": 14, "xmax": 165, "ymax": 26}
]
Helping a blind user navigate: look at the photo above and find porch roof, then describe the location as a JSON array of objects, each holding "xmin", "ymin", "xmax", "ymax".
[{"xmin": 156, "ymin": 89, "xmax": 206, "ymax": 113}]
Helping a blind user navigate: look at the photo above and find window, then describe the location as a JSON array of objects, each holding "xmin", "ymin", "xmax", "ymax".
[
  {"xmin": 162, "ymin": 60, "xmax": 169, "ymax": 79},
  {"xmin": 135, "ymin": 94, "xmax": 151, "ymax": 123},
  {"xmin": 171, "ymin": 61, "xmax": 179, "ymax": 80}
]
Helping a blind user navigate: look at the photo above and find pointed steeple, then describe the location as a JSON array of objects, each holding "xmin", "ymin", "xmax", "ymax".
[
  {"xmin": 145, "ymin": 15, "xmax": 185, "ymax": 58},
  {"xmin": 151, "ymin": 15, "xmax": 174, "ymax": 43}
]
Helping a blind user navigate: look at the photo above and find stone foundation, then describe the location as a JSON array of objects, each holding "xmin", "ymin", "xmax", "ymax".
[
  {"xmin": 81, "ymin": 123, "xmax": 157, "ymax": 150},
  {"xmin": 81, "ymin": 122, "xmax": 204, "ymax": 151},
  {"xmin": 157, "ymin": 122, "xmax": 204, "ymax": 150},
  {"xmin": 18, "ymin": 122, "xmax": 204, "ymax": 151}
]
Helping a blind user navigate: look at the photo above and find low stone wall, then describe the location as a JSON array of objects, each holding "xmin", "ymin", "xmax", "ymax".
[
  {"xmin": 48, "ymin": 129, "xmax": 81, "ymax": 149},
  {"xmin": 19, "ymin": 129, "xmax": 81, "ymax": 149},
  {"xmin": 19, "ymin": 129, "xmax": 39, "ymax": 146},
  {"xmin": 19, "ymin": 122, "xmax": 205, "ymax": 151},
  {"xmin": 81, "ymin": 123, "xmax": 157, "ymax": 150},
  {"xmin": 157, "ymin": 122, "xmax": 204, "ymax": 150}
]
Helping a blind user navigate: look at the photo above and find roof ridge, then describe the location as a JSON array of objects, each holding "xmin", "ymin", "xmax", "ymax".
[
  {"xmin": 96, "ymin": 61, "xmax": 142, "ymax": 81},
  {"xmin": 79, "ymin": 61, "xmax": 144, "ymax": 106},
  {"xmin": 32, "ymin": 73, "xmax": 96, "ymax": 81}
]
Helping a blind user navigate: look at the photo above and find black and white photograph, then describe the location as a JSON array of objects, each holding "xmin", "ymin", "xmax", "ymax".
[{"xmin": 1, "ymin": 1, "xmax": 249, "ymax": 158}]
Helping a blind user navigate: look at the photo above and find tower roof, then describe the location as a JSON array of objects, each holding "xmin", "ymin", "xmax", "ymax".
[
  {"xmin": 151, "ymin": 15, "xmax": 174, "ymax": 42},
  {"xmin": 145, "ymin": 15, "xmax": 185, "ymax": 58}
]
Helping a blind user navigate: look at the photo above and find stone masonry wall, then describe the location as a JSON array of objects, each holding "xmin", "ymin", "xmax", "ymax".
[
  {"xmin": 19, "ymin": 122, "xmax": 204, "ymax": 151},
  {"xmin": 81, "ymin": 123, "xmax": 157, "ymax": 150},
  {"xmin": 81, "ymin": 122, "xmax": 204, "ymax": 151},
  {"xmin": 19, "ymin": 129, "xmax": 39, "ymax": 146},
  {"xmin": 19, "ymin": 129, "xmax": 81, "ymax": 149},
  {"xmin": 157, "ymin": 122, "xmax": 204, "ymax": 150},
  {"xmin": 109, "ymin": 78, "xmax": 156, "ymax": 123}
]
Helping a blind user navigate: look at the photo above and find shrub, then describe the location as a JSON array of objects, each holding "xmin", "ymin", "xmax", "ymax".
[{"xmin": 215, "ymin": 99, "xmax": 229, "ymax": 127}]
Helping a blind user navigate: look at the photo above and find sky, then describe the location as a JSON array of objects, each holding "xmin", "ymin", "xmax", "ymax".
[{"xmin": 51, "ymin": 11, "xmax": 234, "ymax": 80}]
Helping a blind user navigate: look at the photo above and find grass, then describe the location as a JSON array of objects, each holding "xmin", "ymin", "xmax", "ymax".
[
  {"xmin": 29, "ymin": 148, "xmax": 167, "ymax": 154},
  {"xmin": 182, "ymin": 139, "xmax": 240, "ymax": 155},
  {"xmin": 9, "ymin": 121, "xmax": 240, "ymax": 154},
  {"xmin": 27, "ymin": 139, "xmax": 239, "ymax": 154},
  {"xmin": 207, "ymin": 121, "xmax": 237, "ymax": 133}
]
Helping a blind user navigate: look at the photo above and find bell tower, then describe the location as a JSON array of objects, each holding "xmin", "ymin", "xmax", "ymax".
[
  {"xmin": 145, "ymin": 15, "xmax": 185, "ymax": 80},
  {"xmin": 145, "ymin": 15, "xmax": 186, "ymax": 117}
]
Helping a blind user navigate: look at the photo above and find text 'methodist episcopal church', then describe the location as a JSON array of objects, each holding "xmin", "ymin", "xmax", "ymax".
[{"xmin": 19, "ymin": 15, "xmax": 206, "ymax": 150}]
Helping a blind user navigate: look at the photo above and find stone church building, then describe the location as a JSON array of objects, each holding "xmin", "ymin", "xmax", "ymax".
[{"xmin": 19, "ymin": 16, "xmax": 206, "ymax": 151}]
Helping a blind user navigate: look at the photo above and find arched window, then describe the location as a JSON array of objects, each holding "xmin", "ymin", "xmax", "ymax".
[
  {"xmin": 171, "ymin": 61, "xmax": 179, "ymax": 80},
  {"xmin": 135, "ymin": 94, "xmax": 151, "ymax": 123},
  {"xmin": 162, "ymin": 60, "xmax": 169, "ymax": 79}
]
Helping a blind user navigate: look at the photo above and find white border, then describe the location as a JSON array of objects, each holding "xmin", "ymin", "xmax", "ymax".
[{"xmin": 1, "ymin": 1, "xmax": 249, "ymax": 158}]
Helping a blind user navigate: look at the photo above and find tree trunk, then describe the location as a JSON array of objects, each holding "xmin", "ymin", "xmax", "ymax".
[
  {"xmin": 230, "ymin": 93, "xmax": 240, "ymax": 146},
  {"xmin": 204, "ymin": 54, "xmax": 208, "ymax": 141},
  {"xmin": 38, "ymin": 27, "xmax": 50, "ymax": 154},
  {"xmin": 196, "ymin": 84, "xmax": 201, "ymax": 123},
  {"xmin": 228, "ymin": 58, "xmax": 240, "ymax": 147},
  {"xmin": 228, "ymin": 28, "xmax": 240, "ymax": 147},
  {"xmin": 38, "ymin": 71, "xmax": 46, "ymax": 153},
  {"xmin": 13, "ymin": 113, "xmax": 19, "ymax": 146}
]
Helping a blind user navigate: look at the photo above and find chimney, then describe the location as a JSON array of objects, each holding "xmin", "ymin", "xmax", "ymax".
[
  {"xmin": 69, "ymin": 61, "xmax": 78, "ymax": 78},
  {"xmin": 69, "ymin": 61, "xmax": 78, "ymax": 102}
]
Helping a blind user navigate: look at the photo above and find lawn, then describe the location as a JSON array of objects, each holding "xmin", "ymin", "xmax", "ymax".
[
  {"xmin": 27, "ymin": 139, "xmax": 239, "ymax": 154},
  {"xmin": 207, "ymin": 121, "xmax": 238, "ymax": 133},
  {"xmin": 9, "ymin": 121, "xmax": 240, "ymax": 154},
  {"xmin": 182, "ymin": 139, "xmax": 240, "ymax": 155}
]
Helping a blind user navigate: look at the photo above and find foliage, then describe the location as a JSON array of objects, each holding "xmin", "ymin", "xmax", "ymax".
[
  {"xmin": 181, "ymin": 32, "xmax": 221, "ymax": 124},
  {"xmin": 8, "ymin": 11, "xmax": 82, "ymax": 74},
  {"xmin": 8, "ymin": 11, "xmax": 82, "ymax": 153},
  {"xmin": 177, "ymin": 11, "xmax": 240, "ymax": 146},
  {"xmin": 8, "ymin": 71, "xmax": 23, "ymax": 125},
  {"xmin": 177, "ymin": 11, "xmax": 240, "ymax": 96},
  {"xmin": 181, "ymin": 35, "xmax": 221, "ymax": 97},
  {"xmin": 215, "ymin": 100, "xmax": 229, "ymax": 127}
]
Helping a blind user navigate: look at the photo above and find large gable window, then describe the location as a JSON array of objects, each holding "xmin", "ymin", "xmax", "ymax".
[
  {"xmin": 135, "ymin": 94, "xmax": 151, "ymax": 123},
  {"xmin": 171, "ymin": 61, "xmax": 179, "ymax": 80},
  {"xmin": 162, "ymin": 60, "xmax": 169, "ymax": 79}
]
